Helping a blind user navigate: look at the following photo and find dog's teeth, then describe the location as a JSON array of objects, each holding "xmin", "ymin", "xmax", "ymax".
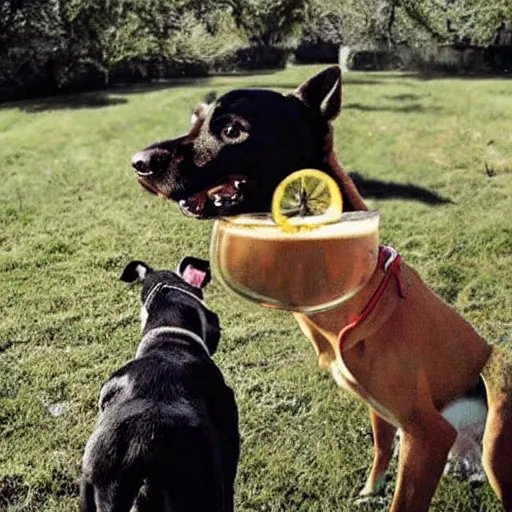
[
  {"xmin": 230, "ymin": 194, "xmax": 237, "ymax": 200},
  {"xmin": 179, "ymin": 200, "xmax": 186, "ymax": 207},
  {"xmin": 233, "ymin": 180, "xmax": 241, "ymax": 189}
]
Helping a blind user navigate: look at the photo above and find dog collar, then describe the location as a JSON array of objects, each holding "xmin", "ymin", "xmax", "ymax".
[
  {"xmin": 143, "ymin": 283, "xmax": 208, "ymax": 311},
  {"xmin": 338, "ymin": 245, "xmax": 407, "ymax": 352},
  {"xmin": 137, "ymin": 326, "xmax": 210, "ymax": 358},
  {"xmin": 141, "ymin": 283, "xmax": 212, "ymax": 356}
]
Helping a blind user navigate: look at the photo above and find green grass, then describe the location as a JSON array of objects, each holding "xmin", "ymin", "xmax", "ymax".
[{"xmin": 1, "ymin": 65, "xmax": 511, "ymax": 511}]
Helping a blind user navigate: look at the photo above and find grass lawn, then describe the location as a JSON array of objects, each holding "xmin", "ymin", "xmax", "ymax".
[{"xmin": 0, "ymin": 64, "xmax": 511, "ymax": 511}]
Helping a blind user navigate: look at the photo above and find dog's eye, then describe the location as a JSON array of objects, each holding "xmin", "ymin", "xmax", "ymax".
[{"xmin": 221, "ymin": 122, "xmax": 246, "ymax": 142}]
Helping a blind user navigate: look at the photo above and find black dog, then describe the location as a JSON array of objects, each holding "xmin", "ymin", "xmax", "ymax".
[{"xmin": 80, "ymin": 257, "xmax": 240, "ymax": 512}]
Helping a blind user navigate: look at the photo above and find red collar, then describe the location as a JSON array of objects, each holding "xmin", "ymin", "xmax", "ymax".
[{"xmin": 338, "ymin": 246, "xmax": 407, "ymax": 352}]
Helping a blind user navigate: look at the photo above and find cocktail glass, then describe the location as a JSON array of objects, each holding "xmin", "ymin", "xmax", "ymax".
[{"xmin": 210, "ymin": 211, "xmax": 380, "ymax": 313}]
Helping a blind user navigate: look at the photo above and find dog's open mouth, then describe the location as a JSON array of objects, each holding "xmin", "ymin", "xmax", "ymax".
[
  {"xmin": 179, "ymin": 175, "xmax": 248, "ymax": 218},
  {"xmin": 137, "ymin": 174, "xmax": 249, "ymax": 218}
]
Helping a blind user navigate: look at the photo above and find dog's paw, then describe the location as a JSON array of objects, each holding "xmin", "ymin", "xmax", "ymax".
[
  {"xmin": 444, "ymin": 456, "xmax": 486, "ymax": 485},
  {"xmin": 353, "ymin": 495, "xmax": 390, "ymax": 509}
]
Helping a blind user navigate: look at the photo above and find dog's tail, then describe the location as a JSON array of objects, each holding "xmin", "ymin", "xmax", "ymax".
[{"xmin": 81, "ymin": 399, "xmax": 224, "ymax": 512}]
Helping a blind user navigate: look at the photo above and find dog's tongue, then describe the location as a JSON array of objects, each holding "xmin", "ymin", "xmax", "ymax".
[
  {"xmin": 183, "ymin": 191, "xmax": 208, "ymax": 216},
  {"xmin": 182, "ymin": 265, "xmax": 208, "ymax": 288}
]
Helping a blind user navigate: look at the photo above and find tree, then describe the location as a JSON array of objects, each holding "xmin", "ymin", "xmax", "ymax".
[
  {"xmin": 0, "ymin": 0, "xmax": 62, "ymax": 89},
  {"xmin": 309, "ymin": 0, "xmax": 512, "ymax": 48},
  {"xmin": 398, "ymin": 0, "xmax": 512, "ymax": 45},
  {"xmin": 302, "ymin": 0, "xmax": 344, "ymax": 45},
  {"xmin": 186, "ymin": 0, "xmax": 308, "ymax": 45}
]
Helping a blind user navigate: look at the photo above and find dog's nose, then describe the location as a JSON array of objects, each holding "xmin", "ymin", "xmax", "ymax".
[{"xmin": 131, "ymin": 152, "xmax": 152, "ymax": 175}]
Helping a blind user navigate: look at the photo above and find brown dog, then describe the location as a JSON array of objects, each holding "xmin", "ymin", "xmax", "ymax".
[{"xmin": 131, "ymin": 67, "xmax": 512, "ymax": 511}]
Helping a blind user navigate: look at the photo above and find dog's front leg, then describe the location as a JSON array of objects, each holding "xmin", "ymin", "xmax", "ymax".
[
  {"xmin": 391, "ymin": 408, "xmax": 456, "ymax": 512},
  {"xmin": 360, "ymin": 409, "xmax": 397, "ymax": 496}
]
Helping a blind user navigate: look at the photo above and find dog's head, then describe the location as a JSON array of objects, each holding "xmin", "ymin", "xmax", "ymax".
[
  {"xmin": 120, "ymin": 257, "xmax": 221, "ymax": 355},
  {"xmin": 131, "ymin": 66, "xmax": 364, "ymax": 218}
]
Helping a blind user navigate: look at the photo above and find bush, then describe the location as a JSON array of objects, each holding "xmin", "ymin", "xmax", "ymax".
[
  {"xmin": 392, "ymin": 43, "xmax": 512, "ymax": 74},
  {"xmin": 486, "ymin": 45, "xmax": 512, "ymax": 72},
  {"xmin": 232, "ymin": 45, "xmax": 291, "ymax": 70},
  {"xmin": 53, "ymin": 60, "xmax": 107, "ymax": 92},
  {"xmin": 347, "ymin": 48, "xmax": 402, "ymax": 71},
  {"xmin": 295, "ymin": 9, "xmax": 343, "ymax": 64},
  {"xmin": 109, "ymin": 59, "xmax": 152, "ymax": 84},
  {"xmin": 294, "ymin": 42, "xmax": 340, "ymax": 63}
]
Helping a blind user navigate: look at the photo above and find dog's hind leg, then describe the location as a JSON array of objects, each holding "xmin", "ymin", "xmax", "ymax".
[
  {"xmin": 482, "ymin": 346, "xmax": 512, "ymax": 511},
  {"xmin": 82, "ymin": 433, "xmax": 143, "ymax": 512},
  {"xmin": 93, "ymin": 477, "xmax": 141, "ymax": 512},
  {"xmin": 80, "ymin": 479, "xmax": 96, "ymax": 512},
  {"xmin": 360, "ymin": 410, "xmax": 397, "ymax": 496},
  {"xmin": 138, "ymin": 423, "xmax": 225, "ymax": 512}
]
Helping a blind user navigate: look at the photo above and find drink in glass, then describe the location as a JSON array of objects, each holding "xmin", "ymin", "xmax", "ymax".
[{"xmin": 210, "ymin": 211, "xmax": 380, "ymax": 313}]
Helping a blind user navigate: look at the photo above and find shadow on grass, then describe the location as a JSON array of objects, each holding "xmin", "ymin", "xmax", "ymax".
[
  {"xmin": 344, "ymin": 102, "xmax": 442, "ymax": 114},
  {"xmin": 111, "ymin": 77, "xmax": 213, "ymax": 95},
  {"xmin": 0, "ymin": 475, "xmax": 28, "ymax": 509},
  {"xmin": 4, "ymin": 66, "xmax": 511, "ymax": 113},
  {"xmin": 109, "ymin": 75, "xmax": 403, "ymax": 96},
  {"xmin": 360, "ymin": 70, "xmax": 512, "ymax": 81},
  {"xmin": 344, "ymin": 77, "xmax": 416, "ymax": 86},
  {"xmin": 3, "ymin": 74, "xmax": 282, "ymax": 113},
  {"xmin": 236, "ymin": 78, "xmax": 417, "ymax": 90},
  {"xmin": 385, "ymin": 93, "xmax": 422, "ymax": 101},
  {"xmin": 2, "ymin": 71, "xmax": 422, "ymax": 113},
  {"xmin": 3, "ymin": 92, "xmax": 129, "ymax": 113},
  {"xmin": 348, "ymin": 171, "xmax": 453, "ymax": 205},
  {"xmin": 11, "ymin": 90, "xmax": 436, "ymax": 115},
  {"xmin": 1, "ymin": 77, "xmax": 218, "ymax": 113}
]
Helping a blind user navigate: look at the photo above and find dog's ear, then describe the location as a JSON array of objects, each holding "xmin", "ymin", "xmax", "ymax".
[
  {"xmin": 120, "ymin": 260, "xmax": 153, "ymax": 284},
  {"xmin": 190, "ymin": 92, "xmax": 217, "ymax": 124},
  {"xmin": 293, "ymin": 66, "xmax": 342, "ymax": 121},
  {"xmin": 177, "ymin": 257, "xmax": 211, "ymax": 289}
]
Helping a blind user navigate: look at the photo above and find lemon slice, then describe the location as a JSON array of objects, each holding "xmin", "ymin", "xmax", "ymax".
[{"xmin": 271, "ymin": 169, "xmax": 343, "ymax": 231}]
